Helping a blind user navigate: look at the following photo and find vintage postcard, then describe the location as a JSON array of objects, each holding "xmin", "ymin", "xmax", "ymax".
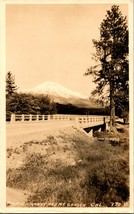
[{"xmin": 0, "ymin": 0, "xmax": 133, "ymax": 213}]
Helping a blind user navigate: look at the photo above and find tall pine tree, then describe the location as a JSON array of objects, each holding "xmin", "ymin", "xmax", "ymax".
[
  {"xmin": 85, "ymin": 5, "xmax": 128, "ymax": 128},
  {"xmin": 6, "ymin": 71, "xmax": 18, "ymax": 96}
]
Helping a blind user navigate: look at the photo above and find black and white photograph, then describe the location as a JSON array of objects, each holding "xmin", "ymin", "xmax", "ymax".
[{"xmin": 0, "ymin": 0, "xmax": 133, "ymax": 213}]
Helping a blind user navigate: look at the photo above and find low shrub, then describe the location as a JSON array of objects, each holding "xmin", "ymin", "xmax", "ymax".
[
  {"xmin": 7, "ymin": 153, "xmax": 47, "ymax": 190},
  {"xmin": 71, "ymin": 137, "xmax": 129, "ymax": 207},
  {"xmin": 83, "ymin": 159, "xmax": 129, "ymax": 206}
]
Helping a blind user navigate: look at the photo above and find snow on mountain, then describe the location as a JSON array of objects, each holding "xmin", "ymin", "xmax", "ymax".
[{"xmin": 26, "ymin": 81, "xmax": 88, "ymax": 99}]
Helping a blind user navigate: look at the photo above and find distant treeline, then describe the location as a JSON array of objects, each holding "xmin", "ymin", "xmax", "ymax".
[
  {"xmin": 56, "ymin": 103, "xmax": 109, "ymax": 115},
  {"xmin": 6, "ymin": 92, "xmax": 109, "ymax": 121},
  {"xmin": 6, "ymin": 93, "xmax": 56, "ymax": 121}
]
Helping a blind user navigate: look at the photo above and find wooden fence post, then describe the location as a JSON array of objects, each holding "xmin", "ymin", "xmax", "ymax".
[
  {"xmin": 29, "ymin": 114, "xmax": 32, "ymax": 121},
  {"xmin": 22, "ymin": 114, "xmax": 24, "ymax": 122},
  {"xmin": 47, "ymin": 115, "xmax": 50, "ymax": 120},
  {"xmin": 75, "ymin": 117, "xmax": 79, "ymax": 129},
  {"xmin": 11, "ymin": 113, "xmax": 15, "ymax": 123}
]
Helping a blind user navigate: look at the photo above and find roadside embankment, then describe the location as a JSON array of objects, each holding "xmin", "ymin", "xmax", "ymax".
[{"xmin": 6, "ymin": 124, "xmax": 129, "ymax": 207}]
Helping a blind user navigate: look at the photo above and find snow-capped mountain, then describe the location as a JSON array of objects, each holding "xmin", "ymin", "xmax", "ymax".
[
  {"xmin": 26, "ymin": 81, "xmax": 88, "ymax": 99},
  {"xmin": 23, "ymin": 81, "xmax": 104, "ymax": 109}
]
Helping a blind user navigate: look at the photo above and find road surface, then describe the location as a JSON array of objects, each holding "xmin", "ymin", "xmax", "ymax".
[{"xmin": 6, "ymin": 120, "xmax": 75, "ymax": 148}]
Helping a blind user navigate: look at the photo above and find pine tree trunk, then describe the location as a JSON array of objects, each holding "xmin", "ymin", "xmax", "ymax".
[
  {"xmin": 123, "ymin": 111, "xmax": 129, "ymax": 124},
  {"xmin": 110, "ymin": 80, "xmax": 115, "ymax": 127}
]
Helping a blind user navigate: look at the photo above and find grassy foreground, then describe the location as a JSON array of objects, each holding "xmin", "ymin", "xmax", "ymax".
[{"xmin": 7, "ymin": 125, "xmax": 129, "ymax": 207}]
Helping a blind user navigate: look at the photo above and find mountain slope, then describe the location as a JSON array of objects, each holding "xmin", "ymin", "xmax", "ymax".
[
  {"xmin": 26, "ymin": 81, "xmax": 88, "ymax": 99},
  {"xmin": 24, "ymin": 81, "xmax": 104, "ymax": 109}
]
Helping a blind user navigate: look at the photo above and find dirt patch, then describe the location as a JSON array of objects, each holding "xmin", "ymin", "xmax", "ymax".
[
  {"xmin": 6, "ymin": 187, "xmax": 31, "ymax": 207},
  {"xmin": 6, "ymin": 127, "xmax": 86, "ymax": 170}
]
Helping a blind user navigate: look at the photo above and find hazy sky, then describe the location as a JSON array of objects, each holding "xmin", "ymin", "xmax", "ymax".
[{"xmin": 6, "ymin": 3, "xmax": 128, "ymax": 96}]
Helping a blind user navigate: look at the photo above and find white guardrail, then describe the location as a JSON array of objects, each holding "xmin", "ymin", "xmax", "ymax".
[
  {"xmin": 75, "ymin": 115, "xmax": 110, "ymax": 128},
  {"xmin": 10, "ymin": 114, "xmax": 110, "ymax": 127},
  {"xmin": 10, "ymin": 114, "xmax": 70, "ymax": 123}
]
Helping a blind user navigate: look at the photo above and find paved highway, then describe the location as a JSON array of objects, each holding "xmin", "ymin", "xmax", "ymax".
[
  {"xmin": 7, "ymin": 120, "xmax": 75, "ymax": 136},
  {"xmin": 6, "ymin": 120, "xmax": 75, "ymax": 148}
]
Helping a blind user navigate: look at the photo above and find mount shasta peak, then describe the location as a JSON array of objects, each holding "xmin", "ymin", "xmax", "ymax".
[{"xmin": 24, "ymin": 81, "xmax": 103, "ymax": 108}]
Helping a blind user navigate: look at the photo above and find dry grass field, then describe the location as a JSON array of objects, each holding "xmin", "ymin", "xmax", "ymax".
[{"xmin": 6, "ymin": 123, "xmax": 129, "ymax": 207}]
